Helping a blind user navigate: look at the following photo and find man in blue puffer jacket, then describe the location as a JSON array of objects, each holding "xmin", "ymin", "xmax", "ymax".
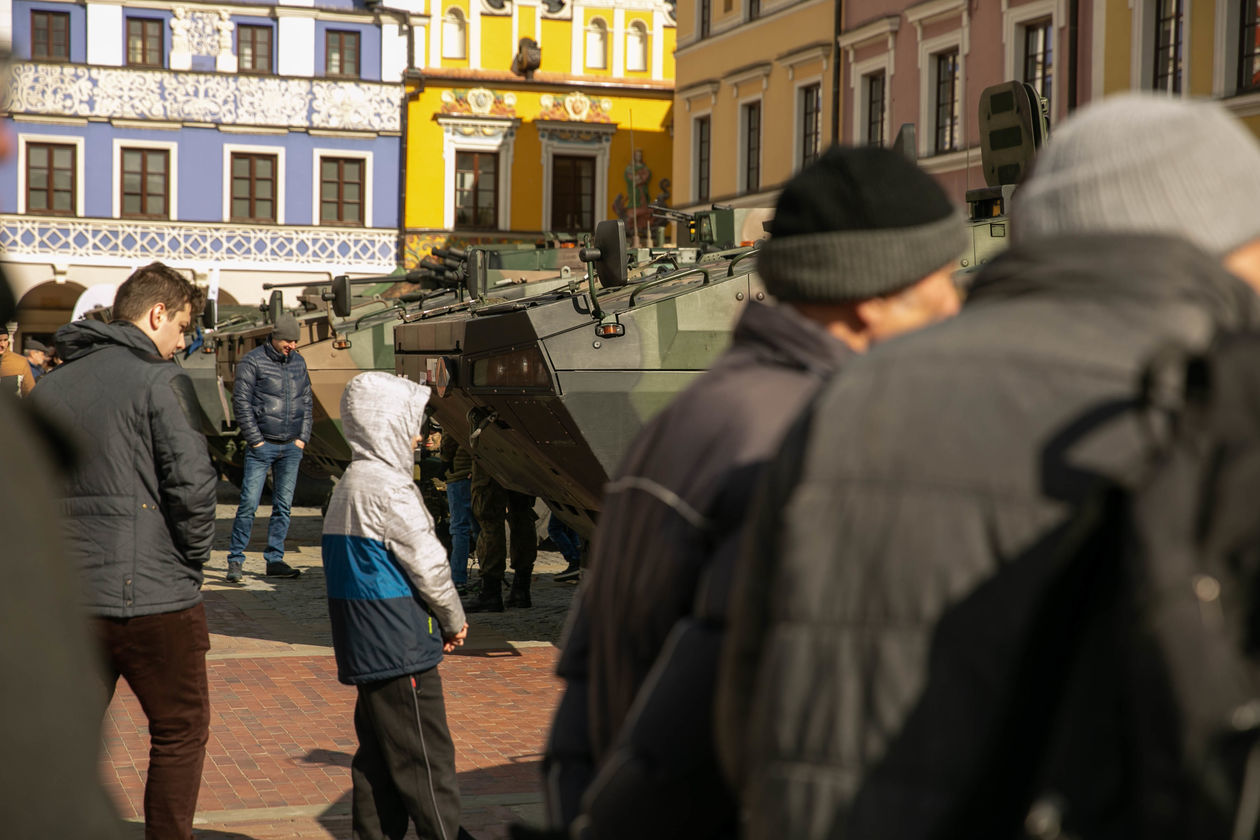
[
  {"xmin": 323, "ymin": 371, "xmax": 469, "ymax": 840},
  {"xmin": 226, "ymin": 313, "xmax": 312, "ymax": 582}
]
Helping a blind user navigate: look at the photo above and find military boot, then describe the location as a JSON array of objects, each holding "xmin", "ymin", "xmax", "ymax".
[
  {"xmin": 463, "ymin": 581, "xmax": 504, "ymax": 613},
  {"xmin": 505, "ymin": 577, "xmax": 532, "ymax": 609}
]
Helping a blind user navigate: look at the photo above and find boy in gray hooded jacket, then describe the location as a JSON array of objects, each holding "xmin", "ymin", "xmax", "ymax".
[{"xmin": 322, "ymin": 371, "xmax": 469, "ymax": 840}]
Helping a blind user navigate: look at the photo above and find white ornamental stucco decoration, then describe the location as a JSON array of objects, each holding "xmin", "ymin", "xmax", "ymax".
[
  {"xmin": 165, "ymin": 74, "xmax": 237, "ymax": 122},
  {"xmin": 11, "ymin": 64, "xmax": 400, "ymax": 133},
  {"xmin": 236, "ymin": 77, "xmax": 311, "ymax": 126},
  {"xmin": 9, "ymin": 64, "xmax": 92, "ymax": 115},
  {"xmin": 312, "ymin": 82, "xmax": 400, "ymax": 131},
  {"xmin": 185, "ymin": 9, "xmax": 223, "ymax": 57},
  {"xmin": 94, "ymin": 70, "xmax": 168, "ymax": 119}
]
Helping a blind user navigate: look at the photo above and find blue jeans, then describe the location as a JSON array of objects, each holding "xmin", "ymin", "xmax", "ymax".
[
  {"xmin": 548, "ymin": 515, "xmax": 583, "ymax": 568},
  {"xmin": 228, "ymin": 441, "xmax": 303, "ymax": 565},
  {"xmin": 446, "ymin": 478, "xmax": 473, "ymax": 586}
]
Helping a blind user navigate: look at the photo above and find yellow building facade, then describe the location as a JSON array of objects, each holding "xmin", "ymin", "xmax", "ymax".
[
  {"xmin": 1091, "ymin": 1, "xmax": 1260, "ymax": 137},
  {"xmin": 672, "ymin": 0, "xmax": 834, "ymax": 213},
  {"xmin": 404, "ymin": 0, "xmax": 676, "ymax": 265}
]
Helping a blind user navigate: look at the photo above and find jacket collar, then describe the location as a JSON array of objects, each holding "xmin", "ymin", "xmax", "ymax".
[
  {"xmin": 262, "ymin": 340, "xmax": 294, "ymax": 364},
  {"xmin": 54, "ymin": 320, "xmax": 161, "ymax": 363},
  {"xmin": 731, "ymin": 299, "xmax": 852, "ymax": 378},
  {"xmin": 968, "ymin": 233, "xmax": 1260, "ymax": 334}
]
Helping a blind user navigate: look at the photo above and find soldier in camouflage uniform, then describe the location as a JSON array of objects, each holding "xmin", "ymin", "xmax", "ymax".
[{"xmin": 465, "ymin": 460, "xmax": 537, "ymax": 612}]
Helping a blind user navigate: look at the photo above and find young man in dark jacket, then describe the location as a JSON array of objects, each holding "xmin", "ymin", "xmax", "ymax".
[
  {"xmin": 542, "ymin": 146, "xmax": 966, "ymax": 840},
  {"xmin": 718, "ymin": 95, "xmax": 1260, "ymax": 840},
  {"xmin": 33, "ymin": 261, "xmax": 217, "ymax": 840},
  {"xmin": 226, "ymin": 312, "xmax": 312, "ymax": 582}
]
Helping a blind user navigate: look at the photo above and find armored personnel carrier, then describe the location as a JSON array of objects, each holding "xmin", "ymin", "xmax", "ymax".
[
  {"xmin": 396, "ymin": 82, "xmax": 1049, "ymax": 537},
  {"xmin": 200, "ymin": 241, "xmax": 585, "ymax": 500},
  {"xmin": 395, "ymin": 210, "xmax": 764, "ymax": 537}
]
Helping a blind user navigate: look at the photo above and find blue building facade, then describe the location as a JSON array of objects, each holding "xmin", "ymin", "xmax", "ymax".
[{"xmin": 0, "ymin": 0, "xmax": 412, "ymax": 341}]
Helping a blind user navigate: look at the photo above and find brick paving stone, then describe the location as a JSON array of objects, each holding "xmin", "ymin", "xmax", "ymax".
[{"xmin": 108, "ymin": 491, "xmax": 573, "ymax": 839}]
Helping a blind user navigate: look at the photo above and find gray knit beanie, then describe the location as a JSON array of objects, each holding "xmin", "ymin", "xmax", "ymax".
[
  {"xmin": 272, "ymin": 314, "xmax": 300, "ymax": 342},
  {"xmin": 1013, "ymin": 93, "xmax": 1260, "ymax": 255},
  {"xmin": 758, "ymin": 145, "xmax": 967, "ymax": 302}
]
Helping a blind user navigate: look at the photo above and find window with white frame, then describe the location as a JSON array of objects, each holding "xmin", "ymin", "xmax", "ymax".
[
  {"xmin": 26, "ymin": 142, "xmax": 76, "ymax": 215},
  {"xmin": 626, "ymin": 21, "xmax": 648, "ymax": 72},
  {"xmin": 442, "ymin": 8, "xmax": 466, "ymax": 60},
  {"xmin": 319, "ymin": 156, "xmax": 365, "ymax": 226},
  {"xmin": 120, "ymin": 147, "xmax": 170, "ymax": 219},
  {"xmin": 586, "ymin": 18, "xmax": 608, "ymax": 69}
]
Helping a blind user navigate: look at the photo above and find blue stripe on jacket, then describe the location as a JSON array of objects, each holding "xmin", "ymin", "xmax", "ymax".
[{"xmin": 322, "ymin": 533, "xmax": 444, "ymax": 685}]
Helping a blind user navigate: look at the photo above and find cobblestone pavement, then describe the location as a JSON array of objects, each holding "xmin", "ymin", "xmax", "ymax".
[{"xmin": 105, "ymin": 483, "xmax": 581, "ymax": 839}]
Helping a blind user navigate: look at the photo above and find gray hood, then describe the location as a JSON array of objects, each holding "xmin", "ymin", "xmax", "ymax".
[{"xmin": 341, "ymin": 372, "xmax": 431, "ymax": 473}]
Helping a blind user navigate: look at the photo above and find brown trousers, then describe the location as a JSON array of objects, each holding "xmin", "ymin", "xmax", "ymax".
[{"xmin": 94, "ymin": 603, "xmax": 211, "ymax": 840}]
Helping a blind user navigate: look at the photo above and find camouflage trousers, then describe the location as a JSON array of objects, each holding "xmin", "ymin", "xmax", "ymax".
[{"xmin": 471, "ymin": 467, "xmax": 537, "ymax": 591}]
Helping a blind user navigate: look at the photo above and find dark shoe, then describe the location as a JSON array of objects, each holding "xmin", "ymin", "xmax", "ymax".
[
  {"xmin": 226, "ymin": 561, "xmax": 243, "ymax": 584},
  {"xmin": 265, "ymin": 561, "xmax": 302, "ymax": 579},
  {"xmin": 463, "ymin": 588, "xmax": 504, "ymax": 613},
  {"xmin": 554, "ymin": 565, "xmax": 581, "ymax": 583},
  {"xmin": 505, "ymin": 587, "xmax": 532, "ymax": 609}
]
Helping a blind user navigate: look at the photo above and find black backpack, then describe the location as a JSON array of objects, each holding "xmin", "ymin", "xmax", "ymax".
[{"xmin": 951, "ymin": 333, "xmax": 1260, "ymax": 840}]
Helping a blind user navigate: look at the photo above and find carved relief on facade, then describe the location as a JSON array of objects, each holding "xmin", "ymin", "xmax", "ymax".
[
  {"xmin": 439, "ymin": 88, "xmax": 517, "ymax": 117},
  {"xmin": 236, "ymin": 77, "xmax": 311, "ymax": 126},
  {"xmin": 165, "ymin": 74, "xmax": 238, "ymax": 122},
  {"xmin": 94, "ymin": 70, "xmax": 168, "ymax": 119},
  {"xmin": 9, "ymin": 64, "xmax": 92, "ymax": 115},
  {"xmin": 11, "ymin": 64, "xmax": 401, "ymax": 133},
  {"xmin": 538, "ymin": 91, "xmax": 614, "ymax": 122},
  {"xmin": 312, "ymin": 82, "xmax": 402, "ymax": 131}
]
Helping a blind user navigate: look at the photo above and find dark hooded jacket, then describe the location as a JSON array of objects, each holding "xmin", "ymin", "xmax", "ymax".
[
  {"xmin": 716, "ymin": 234, "xmax": 1260, "ymax": 840},
  {"xmin": 545, "ymin": 300, "xmax": 851, "ymax": 837},
  {"xmin": 232, "ymin": 340, "xmax": 313, "ymax": 447},
  {"xmin": 33, "ymin": 320, "xmax": 217, "ymax": 618}
]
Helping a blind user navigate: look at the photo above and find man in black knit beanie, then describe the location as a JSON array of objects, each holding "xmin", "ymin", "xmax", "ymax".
[{"xmin": 542, "ymin": 145, "xmax": 967, "ymax": 840}]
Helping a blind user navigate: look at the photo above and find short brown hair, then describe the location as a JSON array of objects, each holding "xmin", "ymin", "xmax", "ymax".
[{"xmin": 112, "ymin": 262, "xmax": 206, "ymax": 324}]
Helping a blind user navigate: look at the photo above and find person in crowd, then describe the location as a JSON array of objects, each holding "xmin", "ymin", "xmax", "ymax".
[
  {"xmin": 543, "ymin": 145, "xmax": 966, "ymax": 839},
  {"xmin": 548, "ymin": 515, "xmax": 583, "ymax": 583},
  {"xmin": 32, "ymin": 262, "xmax": 217, "ymax": 840},
  {"xmin": 465, "ymin": 445, "xmax": 538, "ymax": 612},
  {"xmin": 321, "ymin": 371, "xmax": 470, "ymax": 840},
  {"xmin": 226, "ymin": 313, "xmax": 312, "ymax": 582},
  {"xmin": 24, "ymin": 337, "xmax": 47, "ymax": 382},
  {"xmin": 0, "ymin": 324, "xmax": 32, "ymax": 396},
  {"xmin": 440, "ymin": 435, "xmax": 476, "ymax": 595},
  {"xmin": 717, "ymin": 94, "xmax": 1260, "ymax": 840}
]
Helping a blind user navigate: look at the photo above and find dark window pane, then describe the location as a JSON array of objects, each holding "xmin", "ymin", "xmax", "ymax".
[
  {"xmin": 744, "ymin": 101, "xmax": 760, "ymax": 192},
  {"xmin": 230, "ymin": 153, "xmax": 278, "ymax": 222},
  {"xmin": 127, "ymin": 18, "xmax": 162, "ymax": 68},
  {"xmin": 696, "ymin": 116, "xmax": 711, "ymax": 202},
  {"xmin": 935, "ymin": 50, "xmax": 959, "ymax": 153},
  {"xmin": 123, "ymin": 195, "xmax": 140, "ymax": 215},
  {"xmin": 1154, "ymin": 0, "xmax": 1182, "ymax": 93},
  {"xmin": 32, "ymin": 11, "xmax": 71, "ymax": 61},
  {"xmin": 1240, "ymin": 1, "xmax": 1260, "ymax": 91},
  {"xmin": 866, "ymin": 73, "xmax": 885, "ymax": 146},
  {"xmin": 454, "ymin": 152, "xmax": 497, "ymax": 230}
]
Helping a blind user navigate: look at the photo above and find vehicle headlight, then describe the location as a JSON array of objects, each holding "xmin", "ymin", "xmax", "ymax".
[{"xmin": 472, "ymin": 346, "xmax": 551, "ymax": 388}]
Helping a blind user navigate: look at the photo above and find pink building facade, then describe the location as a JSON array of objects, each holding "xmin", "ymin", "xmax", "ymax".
[{"xmin": 837, "ymin": 0, "xmax": 1099, "ymax": 204}]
